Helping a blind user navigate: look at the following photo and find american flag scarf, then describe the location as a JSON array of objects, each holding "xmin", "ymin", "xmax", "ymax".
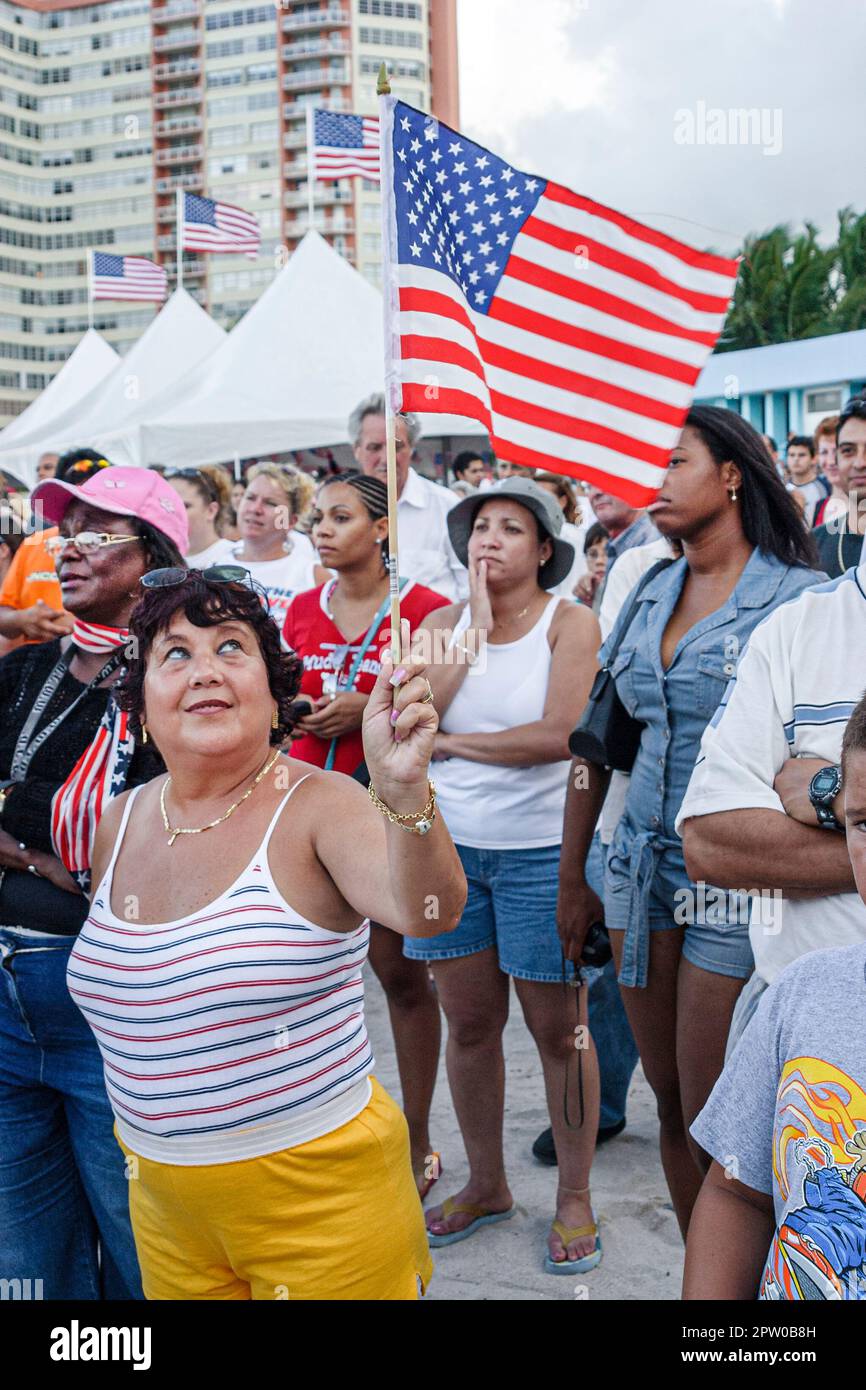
[{"xmin": 51, "ymin": 622, "xmax": 134, "ymax": 892}]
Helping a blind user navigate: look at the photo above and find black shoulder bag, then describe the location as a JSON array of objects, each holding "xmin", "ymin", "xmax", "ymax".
[{"xmin": 568, "ymin": 558, "xmax": 674, "ymax": 772}]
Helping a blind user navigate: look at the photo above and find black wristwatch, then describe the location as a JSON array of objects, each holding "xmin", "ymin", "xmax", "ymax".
[{"xmin": 808, "ymin": 763, "xmax": 844, "ymax": 831}]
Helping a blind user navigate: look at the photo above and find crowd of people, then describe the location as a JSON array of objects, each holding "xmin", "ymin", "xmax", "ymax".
[{"xmin": 1, "ymin": 393, "xmax": 865, "ymax": 1301}]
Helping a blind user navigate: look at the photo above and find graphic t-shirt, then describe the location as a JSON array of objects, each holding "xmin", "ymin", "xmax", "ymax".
[
  {"xmin": 283, "ymin": 578, "xmax": 450, "ymax": 774},
  {"xmin": 692, "ymin": 942, "xmax": 866, "ymax": 1300},
  {"xmin": 0, "ymin": 528, "xmax": 63, "ymax": 635}
]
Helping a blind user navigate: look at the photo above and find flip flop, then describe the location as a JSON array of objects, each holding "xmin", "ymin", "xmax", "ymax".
[
  {"xmin": 426, "ymin": 1196, "xmax": 514, "ymax": 1248},
  {"xmin": 417, "ymin": 1152, "xmax": 443, "ymax": 1202},
  {"xmin": 544, "ymin": 1216, "xmax": 602, "ymax": 1275}
]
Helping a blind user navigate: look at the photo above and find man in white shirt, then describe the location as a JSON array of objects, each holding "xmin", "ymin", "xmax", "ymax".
[
  {"xmin": 349, "ymin": 393, "xmax": 468, "ymax": 601},
  {"xmin": 677, "ymin": 563, "xmax": 865, "ymax": 1049}
]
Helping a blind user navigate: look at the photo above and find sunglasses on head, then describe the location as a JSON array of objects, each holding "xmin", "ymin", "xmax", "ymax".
[
  {"xmin": 164, "ymin": 467, "xmax": 220, "ymax": 502},
  {"xmin": 141, "ymin": 564, "xmax": 270, "ymax": 611}
]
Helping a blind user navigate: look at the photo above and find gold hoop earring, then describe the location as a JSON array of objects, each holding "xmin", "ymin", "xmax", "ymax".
[{"xmin": 140, "ymin": 722, "xmax": 148, "ymax": 745}]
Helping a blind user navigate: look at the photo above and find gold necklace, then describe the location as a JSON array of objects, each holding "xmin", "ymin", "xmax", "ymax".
[{"xmin": 160, "ymin": 747, "xmax": 282, "ymax": 848}]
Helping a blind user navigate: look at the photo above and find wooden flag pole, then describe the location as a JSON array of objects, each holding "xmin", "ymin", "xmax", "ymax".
[{"xmin": 377, "ymin": 61, "xmax": 402, "ymax": 666}]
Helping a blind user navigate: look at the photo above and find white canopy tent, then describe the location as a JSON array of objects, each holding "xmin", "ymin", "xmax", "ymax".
[
  {"xmin": 0, "ymin": 291, "xmax": 226, "ymax": 484},
  {"xmin": 93, "ymin": 231, "xmax": 484, "ymax": 468},
  {"xmin": 0, "ymin": 329, "xmax": 119, "ymax": 448}
]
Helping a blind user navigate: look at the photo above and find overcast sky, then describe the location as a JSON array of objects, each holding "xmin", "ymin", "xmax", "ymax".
[{"xmin": 456, "ymin": 0, "xmax": 864, "ymax": 256}]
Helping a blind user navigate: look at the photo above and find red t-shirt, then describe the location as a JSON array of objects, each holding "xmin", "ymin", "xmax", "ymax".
[{"xmin": 283, "ymin": 578, "xmax": 451, "ymax": 774}]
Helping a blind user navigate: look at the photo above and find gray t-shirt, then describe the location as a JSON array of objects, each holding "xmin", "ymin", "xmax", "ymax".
[{"xmin": 692, "ymin": 942, "xmax": 866, "ymax": 1300}]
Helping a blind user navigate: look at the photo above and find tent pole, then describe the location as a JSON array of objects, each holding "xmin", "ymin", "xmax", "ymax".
[
  {"xmin": 87, "ymin": 251, "xmax": 94, "ymax": 330},
  {"xmin": 306, "ymin": 105, "xmax": 315, "ymax": 234}
]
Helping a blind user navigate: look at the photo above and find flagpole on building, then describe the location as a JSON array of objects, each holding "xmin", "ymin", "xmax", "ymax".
[
  {"xmin": 305, "ymin": 105, "xmax": 315, "ymax": 234},
  {"xmin": 176, "ymin": 188, "xmax": 184, "ymax": 291},
  {"xmin": 87, "ymin": 250, "xmax": 94, "ymax": 330},
  {"xmin": 376, "ymin": 61, "xmax": 402, "ymax": 665}
]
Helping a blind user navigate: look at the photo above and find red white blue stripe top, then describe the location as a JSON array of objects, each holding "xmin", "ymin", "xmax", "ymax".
[{"xmin": 68, "ymin": 776, "xmax": 374, "ymax": 1165}]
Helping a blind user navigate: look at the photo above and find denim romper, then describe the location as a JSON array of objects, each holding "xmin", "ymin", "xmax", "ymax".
[{"xmin": 602, "ymin": 549, "xmax": 821, "ymax": 988}]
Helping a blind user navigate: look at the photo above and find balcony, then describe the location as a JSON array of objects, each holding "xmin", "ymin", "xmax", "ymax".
[
  {"xmin": 284, "ymin": 213, "xmax": 354, "ymax": 236},
  {"xmin": 282, "ymin": 36, "xmax": 350, "ymax": 60},
  {"xmin": 283, "ymin": 97, "xmax": 349, "ymax": 119},
  {"xmin": 153, "ymin": 59, "xmax": 201, "ymax": 81},
  {"xmin": 283, "ymin": 154, "xmax": 308, "ymax": 174},
  {"xmin": 283, "ymin": 131, "xmax": 308, "ymax": 150},
  {"xmin": 155, "ymin": 171, "xmax": 204, "ymax": 194},
  {"xmin": 155, "ymin": 114, "xmax": 203, "ymax": 136},
  {"xmin": 151, "ymin": 0, "xmax": 200, "ymax": 20},
  {"xmin": 282, "ymin": 6, "xmax": 349, "ymax": 32},
  {"xmin": 284, "ymin": 186, "xmax": 353, "ymax": 209},
  {"xmin": 153, "ymin": 85, "xmax": 202, "ymax": 109},
  {"xmin": 282, "ymin": 64, "xmax": 349, "ymax": 92},
  {"xmin": 153, "ymin": 30, "xmax": 200, "ymax": 54},
  {"xmin": 155, "ymin": 143, "xmax": 204, "ymax": 166}
]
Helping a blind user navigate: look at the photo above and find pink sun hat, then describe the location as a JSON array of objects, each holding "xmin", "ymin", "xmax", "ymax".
[{"xmin": 33, "ymin": 465, "xmax": 189, "ymax": 556}]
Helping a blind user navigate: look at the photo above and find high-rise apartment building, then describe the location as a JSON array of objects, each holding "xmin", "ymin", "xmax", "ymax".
[{"xmin": 0, "ymin": 0, "xmax": 458, "ymax": 426}]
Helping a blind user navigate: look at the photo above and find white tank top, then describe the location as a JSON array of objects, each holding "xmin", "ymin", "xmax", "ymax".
[
  {"xmin": 435, "ymin": 597, "xmax": 570, "ymax": 849},
  {"xmin": 68, "ymin": 775, "xmax": 373, "ymax": 1166}
]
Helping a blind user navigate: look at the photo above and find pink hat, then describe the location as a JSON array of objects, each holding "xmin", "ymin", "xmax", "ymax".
[{"xmin": 33, "ymin": 465, "xmax": 189, "ymax": 557}]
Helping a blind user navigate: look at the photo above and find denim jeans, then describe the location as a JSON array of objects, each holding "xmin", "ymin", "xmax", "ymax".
[
  {"xmin": 585, "ymin": 834, "xmax": 639, "ymax": 1129},
  {"xmin": 0, "ymin": 927, "xmax": 143, "ymax": 1300}
]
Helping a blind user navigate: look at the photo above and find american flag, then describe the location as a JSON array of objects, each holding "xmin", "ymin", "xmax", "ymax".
[
  {"xmin": 383, "ymin": 101, "xmax": 740, "ymax": 506},
  {"xmin": 180, "ymin": 192, "xmax": 260, "ymax": 257},
  {"xmin": 312, "ymin": 109, "xmax": 380, "ymax": 182},
  {"xmin": 91, "ymin": 252, "xmax": 167, "ymax": 302}
]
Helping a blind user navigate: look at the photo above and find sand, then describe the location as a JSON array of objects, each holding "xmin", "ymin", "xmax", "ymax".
[{"xmin": 365, "ymin": 972, "xmax": 685, "ymax": 1301}]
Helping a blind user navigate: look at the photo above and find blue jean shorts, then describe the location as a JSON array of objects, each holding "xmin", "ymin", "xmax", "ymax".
[
  {"xmin": 404, "ymin": 842, "xmax": 599, "ymax": 985},
  {"xmin": 604, "ymin": 842, "xmax": 754, "ymax": 982}
]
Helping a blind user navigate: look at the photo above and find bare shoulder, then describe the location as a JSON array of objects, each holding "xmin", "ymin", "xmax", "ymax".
[
  {"xmin": 269, "ymin": 762, "xmax": 370, "ymax": 845},
  {"xmin": 89, "ymin": 786, "xmax": 144, "ymax": 896},
  {"xmin": 549, "ymin": 597, "xmax": 600, "ymax": 647},
  {"xmin": 417, "ymin": 599, "xmax": 467, "ymax": 633}
]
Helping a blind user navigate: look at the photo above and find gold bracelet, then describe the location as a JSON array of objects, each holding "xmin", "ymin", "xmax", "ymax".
[{"xmin": 369, "ymin": 779, "xmax": 437, "ymax": 835}]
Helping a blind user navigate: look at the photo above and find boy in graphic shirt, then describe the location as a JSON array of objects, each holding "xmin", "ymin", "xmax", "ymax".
[{"xmin": 684, "ymin": 691, "xmax": 866, "ymax": 1300}]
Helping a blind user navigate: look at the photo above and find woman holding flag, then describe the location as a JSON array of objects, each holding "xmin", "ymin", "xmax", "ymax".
[
  {"xmin": 284, "ymin": 471, "xmax": 451, "ymax": 1199},
  {"xmin": 0, "ymin": 466, "xmax": 186, "ymax": 1300}
]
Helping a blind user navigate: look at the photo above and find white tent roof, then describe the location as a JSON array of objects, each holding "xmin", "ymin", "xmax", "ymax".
[
  {"xmin": 0, "ymin": 329, "xmax": 119, "ymax": 447},
  {"xmin": 93, "ymin": 231, "xmax": 483, "ymax": 468},
  {"xmin": 0, "ymin": 290, "xmax": 226, "ymax": 483}
]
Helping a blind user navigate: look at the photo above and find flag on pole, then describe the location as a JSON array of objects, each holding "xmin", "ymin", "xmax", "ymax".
[
  {"xmin": 91, "ymin": 252, "xmax": 167, "ymax": 303},
  {"xmin": 380, "ymin": 101, "xmax": 740, "ymax": 506},
  {"xmin": 312, "ymin": 109, "xmax": 380, "ymax": 182},
  {"xmin": 180, "ymin": 192, "xmax": 260, "ymax": 257}
]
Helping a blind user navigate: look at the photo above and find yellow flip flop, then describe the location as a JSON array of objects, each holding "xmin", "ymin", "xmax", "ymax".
[
  {"xmin": 427, "ymin": 1196, "xmax": 514, "ymax": 1247},
  {"xmin": 544, "ymin": 1216, "xmax": 602, "ymax": 1274}
]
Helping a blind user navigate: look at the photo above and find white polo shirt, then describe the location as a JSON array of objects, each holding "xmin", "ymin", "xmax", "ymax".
[
  {"xmin": 676, "ymin": 565, "xmax": 866, "ymax": 985},
  {"xmin": 397, "ymin": 466, "xmax": 468, "ymax": 601}
]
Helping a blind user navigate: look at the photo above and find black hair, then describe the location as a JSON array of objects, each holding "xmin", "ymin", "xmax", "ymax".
[
  {"xmin": 56, "ymin": 447, "xmax": 110, "ymax": 483},
  {"xmin": 583, "ymin": 521, "xmax": 609, "ymax": 552},
  {"xmin": 117, "ymin": 571, "xmax": 303, "ymax": 746},
  {"xmin": 764, "ymin": 435, "xmax": 777, "ymax": 452},
  {"xmin": 317, "ymin": 471, "xmax": 390, "ymax": 569},
  {"xmin": 135, "ymin": 519, "xmax": 186, "ymax": 572},
  {"xmin": 452, "ymin": 450, "xmax": 485, "ymax": 479},
  {"xmin": 684, "ymin": 406, "xmax": 817, "ymax": 568},
  {"xmin": 788, "ymin": 435, "xmax": 815, "ymax": 456},
  {"xmin": 838, "ymin": 395, "xmax": 866, "ymax": 443}
]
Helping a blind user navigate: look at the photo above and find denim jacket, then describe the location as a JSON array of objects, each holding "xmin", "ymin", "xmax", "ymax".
[{"xmin": 601, "ymin": 548, "xmax": 823, "ymax": 987}]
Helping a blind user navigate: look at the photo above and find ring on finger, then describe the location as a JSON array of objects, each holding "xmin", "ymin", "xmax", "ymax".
[{"xmin": 421, "ymin": 678, "xmax": 435, "ymax": 705}]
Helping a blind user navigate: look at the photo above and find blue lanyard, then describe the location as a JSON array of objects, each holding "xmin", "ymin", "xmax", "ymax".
[{"xmin": 324, "ymin": 581, "xmax": 407, "ymax": 772}]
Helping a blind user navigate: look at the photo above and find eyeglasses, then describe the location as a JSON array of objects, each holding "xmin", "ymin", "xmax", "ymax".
[
  {"xmin": 141, "ymin": 564, "xmax": 270, "ymax": 610},
  {"xmin": 45, "ymin": 531, "xmax": 140, "ymax": 557}
]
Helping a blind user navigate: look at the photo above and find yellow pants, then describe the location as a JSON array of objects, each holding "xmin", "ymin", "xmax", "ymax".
[{"xmin": 116, "ymin": 1077, "xmax": 434, "ymax": 1300}]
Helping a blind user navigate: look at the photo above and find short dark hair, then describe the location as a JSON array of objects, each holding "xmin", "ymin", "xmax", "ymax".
[
  {"xmin": 117, "ymin": 571, "xmax": 303, "ymax": 746},
  {"xmin": 764, "ymin": 435, "xmax": 778, "ymax": 452},
  {"xmin": 685, "ymin": 406, "xmax": 817, "ymax": 569},
  {"xmin": 787, "ymin": 435, "xmax": 815, "ymax": 456},
  {"xmin": 56, "ymin": 447, "xmax": 111, "ymax": 483},
  {"xmin": 452, "ymin": 451, "xmax": 485, "ymax": 479},
  {"xmin": 841, "ymin": 691, "xmax": 866, "ymax": 777},
  {"xmin": 583, "ymin": 521, "xmax": 609, "ymax": 552},
  {"xmin": 838, "ymin": 395, "xmax": 866, "ymax": 443}
]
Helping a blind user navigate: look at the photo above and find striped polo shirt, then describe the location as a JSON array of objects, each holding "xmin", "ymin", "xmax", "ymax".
[{"xmin": 68, "ymin": 776, "xmax": 374, "ymax": 1165}]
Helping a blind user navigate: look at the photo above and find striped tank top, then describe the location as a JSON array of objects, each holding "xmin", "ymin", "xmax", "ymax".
[{"xmin": 68, "ymin": 775, "xmax": 374, "ymax": 1166}]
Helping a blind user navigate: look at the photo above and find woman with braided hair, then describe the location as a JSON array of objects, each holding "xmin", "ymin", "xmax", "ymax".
[{"xmin": 283, "ymin": 472, "xmax": 450, "ymax": 1200}]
